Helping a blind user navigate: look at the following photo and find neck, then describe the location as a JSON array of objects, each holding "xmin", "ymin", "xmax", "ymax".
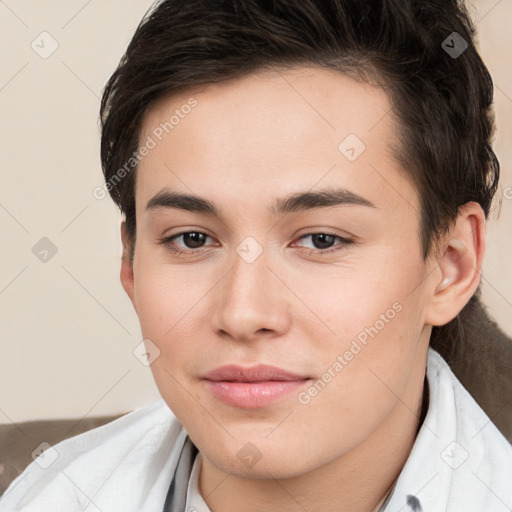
[{"xmin": 198, "ymin": 349, "xmax": 429, "ymax": 512}]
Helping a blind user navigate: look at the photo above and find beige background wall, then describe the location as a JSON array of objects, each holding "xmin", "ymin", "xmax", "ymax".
[{"xmin": 0, "ymin": 0, "xmax": 511, "ymax": 424}]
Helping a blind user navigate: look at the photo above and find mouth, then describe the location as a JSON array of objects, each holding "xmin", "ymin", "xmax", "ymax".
[{"xmin": 202, "ymin": 364, "xmax": 311, "ymax": 408}]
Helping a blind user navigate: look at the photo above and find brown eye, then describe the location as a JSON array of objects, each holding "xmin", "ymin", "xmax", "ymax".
[
  {"xmin": 180, "ymin": 232, "xmax": 207, "ymax": 248},
  {"xmin": 158, "ymin": 231, "xmax": 214, "ymax": 255},
  {"xmin": 295, "ymin": 232, "xmax": 353, "ymax": 253},
  {"xmin": 310, "ymin": 234, "xmax": 337, "ymax": 250}
]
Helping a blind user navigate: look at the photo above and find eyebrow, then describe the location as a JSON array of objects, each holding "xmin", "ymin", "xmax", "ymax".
[{"xmin": 145, "ymin": 187, "xmax": 376, "ymax": 216}]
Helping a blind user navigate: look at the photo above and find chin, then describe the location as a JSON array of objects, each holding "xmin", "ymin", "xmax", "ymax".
[{"xmin": 197, "ymin": 433, "xmax": 334, "ymax": 481}]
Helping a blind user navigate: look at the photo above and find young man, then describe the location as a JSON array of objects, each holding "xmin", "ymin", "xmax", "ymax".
[{"xmin": 2, "ymin": 0, "xmax": 511, "ymax": 511}]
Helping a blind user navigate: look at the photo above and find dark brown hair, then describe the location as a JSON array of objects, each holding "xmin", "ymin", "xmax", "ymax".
[{"xmin": 100, "ymin": 0, "xmax": 500, "ymax": 360}]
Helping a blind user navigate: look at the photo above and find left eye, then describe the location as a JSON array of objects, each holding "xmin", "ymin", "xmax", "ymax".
[{"xmin": 295, "ymin": 233, "xmax": 352, "ymax": 251}]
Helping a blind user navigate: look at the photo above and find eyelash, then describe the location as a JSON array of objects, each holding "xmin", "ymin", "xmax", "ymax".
[{"xmin": 157, "ymin": 231, "xmax": 354, "ymax": 256}]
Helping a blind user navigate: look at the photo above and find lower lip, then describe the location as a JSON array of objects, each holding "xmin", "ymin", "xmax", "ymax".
[{"xmin": 204, "ymin": 380, "xmax": 310, "ymax": 408}]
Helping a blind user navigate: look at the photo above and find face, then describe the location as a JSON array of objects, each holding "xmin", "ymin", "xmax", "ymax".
[{"xmin": 122, "ymin": 66, "xmax": 438, "ymax": 478}]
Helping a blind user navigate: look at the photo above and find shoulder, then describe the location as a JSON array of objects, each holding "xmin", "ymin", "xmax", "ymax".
[
  {"xmin": 426, "ymin": 348, "xmax": 512, "ymax": 455},
  {"xmin": 427, "ymin": 348, "xmax": 510, "ymax": 439},
  {"xmin": 0, "ymin": 399, "xmax": 187, "ymax": 511},
  {"xmin": 426, "ymin": 349, "xmax": 512, "ymax": 507}
]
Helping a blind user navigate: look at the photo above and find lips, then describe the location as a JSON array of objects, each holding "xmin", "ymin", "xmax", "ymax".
[
  {"xmin": 202, "ymin": 364, "xmax": 309, "ymax": 383},
  {"xmin": 202, "ymin": 364, "xmax": 311, "ymax": 408}
]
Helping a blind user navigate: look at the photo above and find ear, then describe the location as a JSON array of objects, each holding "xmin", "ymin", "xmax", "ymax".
[
  {"xmin": 120, "ymin": 221, "xmax": 136, "ymax": 307},
  {"xmin": 425, "ymin": 201, "xmax": 486, "ymax": 326}
]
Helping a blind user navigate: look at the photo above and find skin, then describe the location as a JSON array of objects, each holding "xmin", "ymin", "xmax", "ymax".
[{"xmin": 120, "ymin": 66, "xmax": 485, "ymax": 512}]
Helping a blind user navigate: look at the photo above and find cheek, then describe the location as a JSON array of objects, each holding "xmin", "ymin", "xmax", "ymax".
[
  {"xmin": 132, "ymin": 262, "xmax": 206, "ymax": 415},
  {"xmin": 133, "ymin": 254, "xmax": 208, "ymax": 341},
  {"xmin": 293, "ymin": 311, "xmax": 425, "ymax": 462},
  {"xmin": 312, "ymin": 259, "xmax": 423, "ymax": 344},
  {"xmin": 306, "ymin": 254, "xmax": 428, "ymax": 404},
  {"xmin": 131, "ymin": 265, "xmax": 211, "ymax": 405}
]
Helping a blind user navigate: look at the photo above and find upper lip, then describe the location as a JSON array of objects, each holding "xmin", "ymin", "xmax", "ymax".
[{"xmin": 202, "ymin": 364, "xmax": 309, "ymax": 382}]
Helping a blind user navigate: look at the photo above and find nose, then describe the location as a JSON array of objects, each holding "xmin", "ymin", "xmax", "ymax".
[{"xmin": 211, "ymin": 245, "xmax": 291, "ymax": 343}]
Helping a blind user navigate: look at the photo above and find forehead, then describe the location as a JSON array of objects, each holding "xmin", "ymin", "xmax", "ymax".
[{"xmin": 136, "ymin": 66, "xmax": 418, "ymax": 219}]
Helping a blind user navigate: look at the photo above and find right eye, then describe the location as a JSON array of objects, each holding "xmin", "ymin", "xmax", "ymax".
[{"xmin": 158, "ymin": 231, "xmax": 215, "ymax": 255}]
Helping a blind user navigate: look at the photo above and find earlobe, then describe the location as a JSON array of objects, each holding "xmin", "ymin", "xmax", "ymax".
[
  {"xmin": 425, "ymin": 202, "xmax": 486, "ymax": 326},
  {"xmin": 120, "ymin": 221, "xmax": 136, "ymax": 307}
]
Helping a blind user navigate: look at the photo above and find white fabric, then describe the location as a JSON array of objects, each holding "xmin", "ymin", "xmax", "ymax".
[
  {"xmin": 1, "ymin": 348, "xmax": 511, "ymax": 511},
  {"xmin": 386, "ymin": 349, "xmax": 512, "ymax": 510},
  {"xmin": 186, "ymin": 453, "xmax": 211, "ymax": 512}
]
